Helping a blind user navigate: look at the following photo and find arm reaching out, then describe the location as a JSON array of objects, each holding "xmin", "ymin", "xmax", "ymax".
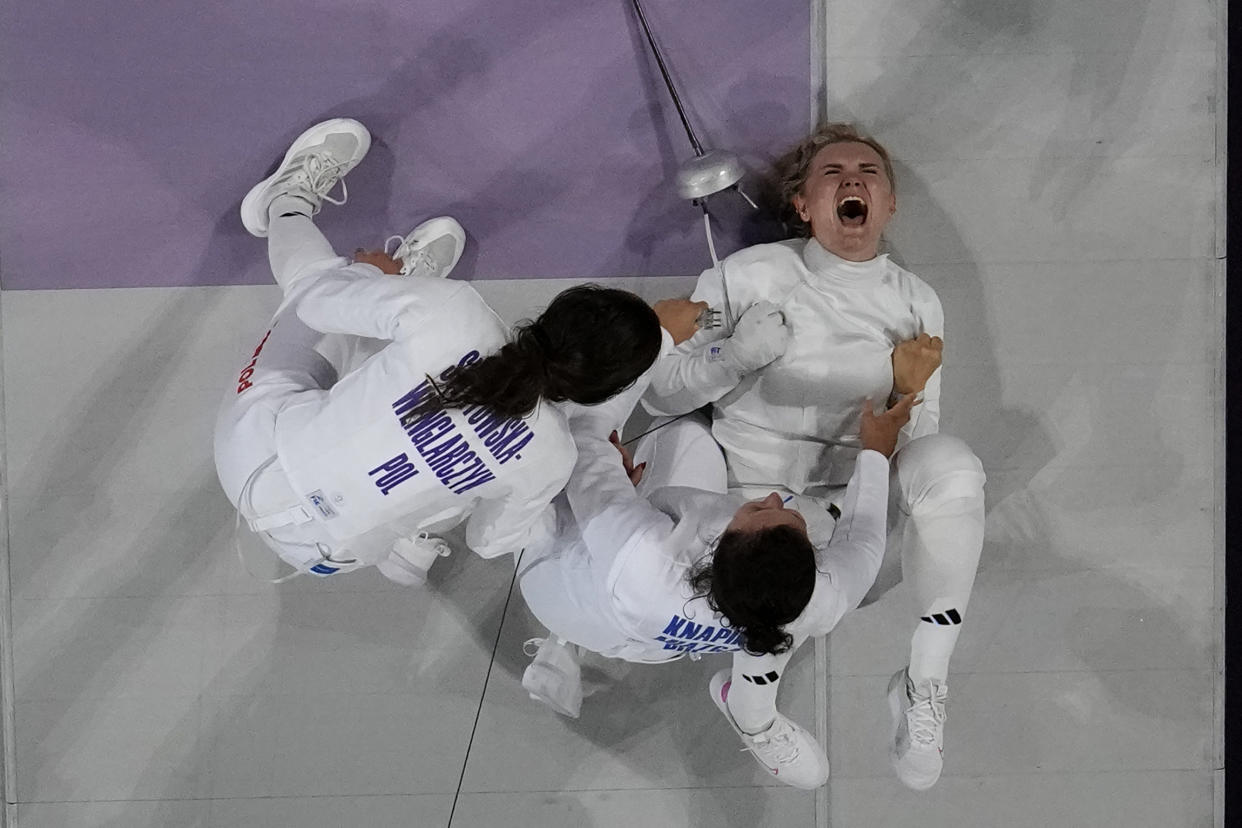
[
  {"xmin": 643, "ymin": 300, "xmax": 792, "ymax": 415},
  {"xmin": 862, "ymin": 392, "xmax": 920, "ymax": 459},
  {"xmin": 792, "ymin": 395, "xmax": 915, "ymax": 635},
  {"xmin": 652, "ymin": 298, "xmax": 708, "ymax": 346}
]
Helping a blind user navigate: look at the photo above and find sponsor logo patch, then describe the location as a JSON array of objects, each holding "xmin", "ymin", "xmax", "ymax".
[{"xmin": 308, "ymin": 490, "xmax": 338, "ymax": 520}]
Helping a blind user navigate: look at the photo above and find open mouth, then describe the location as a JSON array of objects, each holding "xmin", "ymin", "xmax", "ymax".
[{"xmin": 836, "ymin": 196, "xmax": 868, "ymax": 226}]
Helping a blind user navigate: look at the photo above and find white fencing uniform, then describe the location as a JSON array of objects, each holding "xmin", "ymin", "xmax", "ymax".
[
  {"xmin": 642, "ymin": 237, "xmax": 986, "ymax": 686},
  {"xmin": 214, "ymin": 214, "xmax": 575, "ymax": 574},
  {"xmin": 642, "ymin": 237, "xmax": 942, "ymax": 496},
  {"xmin": 518, "ymin": 365, "xmax": 890, "ymax": 725}
]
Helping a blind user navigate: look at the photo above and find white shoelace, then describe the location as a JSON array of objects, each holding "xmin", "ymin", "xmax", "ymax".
[
  {"xmin": 407, "ymin": 531, "xmax": 452, "ymax": 557},
  {"xmin": 423, "ymin": 531, "xmax": 452, "ymax": 553},
  {"xmin": 284, "ymin": 153, "xmax": 351, "ymax": 212},
  {"xmin": 906, "ymin": 680, "xmax": 948, "ymax": 745},
  {"xmin": 384, "ymin": 235, "xmax": 439, "ymax": 276},
  {"xmin": 746, "ymin": 717, "xmax": 802, "ymax": 766}
]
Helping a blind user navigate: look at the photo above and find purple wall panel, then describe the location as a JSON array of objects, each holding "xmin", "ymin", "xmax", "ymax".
[{"xmin": 1, "ymin": 1, "xmax": 810, "ymax": 289}]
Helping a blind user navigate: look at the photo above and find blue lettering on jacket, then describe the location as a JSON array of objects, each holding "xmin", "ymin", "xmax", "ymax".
[
  {"xmin": 654, "ymin": 614, "xmax": 742, "ymax": 653},
  {"xmin": 388, "ymin": 351, "xmax": 519, "ymax": 496},
  {"xmin": 368, "ymin": 453, "xmax": 419, "ymax": 495},
  {"xmin": 460, "ymin": 404, "xmax": 534, "ymax": 466}
]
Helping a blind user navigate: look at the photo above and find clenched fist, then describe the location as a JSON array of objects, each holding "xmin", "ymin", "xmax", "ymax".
[
  {"xmin": 892, "ymin": 333, "xmax": 943, "ymax": 395},
  {"xmin": 723, "ymin": 300, "xmax": 791, "ymax": 373}
]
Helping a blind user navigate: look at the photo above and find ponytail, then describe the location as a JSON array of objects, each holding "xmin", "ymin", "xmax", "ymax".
[{"xmin": 416, "ymin": 284, "xmax": 661, "ymax": 419}]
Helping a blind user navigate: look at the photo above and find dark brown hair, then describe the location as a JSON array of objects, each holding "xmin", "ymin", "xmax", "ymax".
[
  {"xmin": 688, "ymin": 525, "xmax": 817, "ymax": 655},
  {"xmin": 418, "ymin": 284, "xmax": 661, "ymax": 419}
]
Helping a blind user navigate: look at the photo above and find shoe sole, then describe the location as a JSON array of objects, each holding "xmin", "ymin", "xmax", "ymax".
[
  {"xmin": 240, "ymin": 117, "xmax": 372, "ymax": 238},
  {"xmin": 887, "ymin": 668, "xmax": 940, "ymax": 791},
  {"xmin": 375, "ymin": 557, "xmax": 428, "ymax": 587}
]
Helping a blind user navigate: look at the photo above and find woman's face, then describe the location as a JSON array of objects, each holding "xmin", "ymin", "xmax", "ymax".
[
  {"xmin": 725, "ymin": 492, "xmax": 808, "ymax": 535},
  {"xmin": 792, "ymin": 141, "xmax": 896, "ymax": 262}
]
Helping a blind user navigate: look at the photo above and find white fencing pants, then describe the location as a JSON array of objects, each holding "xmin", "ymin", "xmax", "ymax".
[
  {"xmin": 889, "ymin": 433, "xmax": 986, "ymax": 683},
  {"xmin": 214, "ymin": 207, "xmax": 393, "ymax": 575},
  {"xmin": 723, "ymin": 433, "xmax": 985, "ymax": 730}
]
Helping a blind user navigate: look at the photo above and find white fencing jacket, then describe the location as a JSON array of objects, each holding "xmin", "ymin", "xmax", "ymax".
[
  {"xmin": 219, "ymin": 261, "xmax": 575, "ymax": 559},
  {"xmin": 643, "ymin": 238, "xmax": 942, "ymax": 498},
  {"xmin": 535, "ymin": 368, "xmax": 890, "ymax": 662}
]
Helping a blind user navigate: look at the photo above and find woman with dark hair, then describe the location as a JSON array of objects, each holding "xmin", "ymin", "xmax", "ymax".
[
  {"xmin": 213, "ymin": 118, "xmax": 702, "ymax": 585},
  {"xmin": 517, "ymin": 367, "xmax": 919, "ymax": 789},
  {"xmin": 642, "ymin": 122, "xmax": 987, "ymax": 790}
]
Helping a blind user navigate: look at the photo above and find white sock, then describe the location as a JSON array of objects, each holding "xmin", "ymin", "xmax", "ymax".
[
  {"xmin": 266, "ymin": 201, "xmax": 339, "ymax": 290},
  {"xmin": 902, "ymin": 496, "xmax": 985, "ymax": 684},
  {"xmin": 269, "ymin": 193, "xmax": 316, "ymax": 218},
  {"xmin": 728, "ymin": 647, "xmax": 795, "ymax": 733}
]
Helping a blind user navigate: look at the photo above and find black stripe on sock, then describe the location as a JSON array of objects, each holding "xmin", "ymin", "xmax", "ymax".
[
  {"xmin": 828, "ymin": 503, "xmax": 842, "ymax": 521},
  {"xmin": 279, "ymin": 211, "xmax": 310, "ymax": 218},
  {"xmin": 921, "ymin": 610, "xmax": 963, "ymax": 625},
  {"xmin": 765, "ymin": 671, "xmax": 780, "ymax": 683},
  {"xmin": 742, "ymin": 674, "xmax": 754, "ymax": 683},
  {"xmin": 752, "ymin": 675, "xmax": 768, "ymax": 686}
]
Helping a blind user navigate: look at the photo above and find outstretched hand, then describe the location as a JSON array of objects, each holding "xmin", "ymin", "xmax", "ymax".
[
  {"xmin": 609, "ymin": 430, "xmax": 646, "ymax": 487},
  {"xmin": 859, "ymin": 392, "xmax": 921, "ymax": 458}
]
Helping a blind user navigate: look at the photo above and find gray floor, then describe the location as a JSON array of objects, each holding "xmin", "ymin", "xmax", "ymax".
[{"xmin": 0, "ymin": 0, "xmax": 1225, "ymax": 825}]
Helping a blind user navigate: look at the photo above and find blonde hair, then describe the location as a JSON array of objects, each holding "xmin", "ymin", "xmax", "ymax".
[{"xmin": 771, "ymin": 123, "xmax": 895, "ymax": 237}]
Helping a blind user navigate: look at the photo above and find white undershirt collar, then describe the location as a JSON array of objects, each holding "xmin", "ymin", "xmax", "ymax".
[{"xmin": 802, "ymin": 237, "xmax": 889, "ymax": 285}]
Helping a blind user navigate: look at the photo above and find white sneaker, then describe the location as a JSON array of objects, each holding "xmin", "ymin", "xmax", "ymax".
[
  {"xmin": 521, "ymin": 636, "xmax": 583, "ymax": 718},
  {"xmin": 384, "ymin": 216, "xmax": 466, "ymax": 279},
  {"xmin": 240, "ymin": 118, "xmax": 372, "ymax": 237},
  {"xmin": 708, "ymin": 669, "xmax": 829, "ymax": 790},
  {"xmin": 376, "ymin": 532, "xmax": 452, "ymax": 586},
  {"xmin": 887, "ymin": 667, "xmax": 947, "ymax": 790}
]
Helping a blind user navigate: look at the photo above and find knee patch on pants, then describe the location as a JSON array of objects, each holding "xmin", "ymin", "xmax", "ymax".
[{"xmin": 895, "ymin": 434, "xmax": 986, "ymax": 515}]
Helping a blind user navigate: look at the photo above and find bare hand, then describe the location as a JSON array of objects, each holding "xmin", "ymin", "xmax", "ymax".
[
  {"xmin": 653, "ymin": 298, "xmax": 709, "ymax": 345},
  {"xmin": 891, "ymin": 333, "xmax": 943, "ymax": 395},
  {"xmin": 859, "ymin": 393, "xmax": 921, "ymax": 458},
  {"xmin": 353, "ymin": 248, "xmax": 403, "ymax": 275},
  {"xmin": 609, "ymin": 430, "xmax": 646, "ymax": 487}
]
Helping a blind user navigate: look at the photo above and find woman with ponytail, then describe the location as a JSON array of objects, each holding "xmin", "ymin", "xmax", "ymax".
[
  {"xmin": 412, "ymin": 284, "xmax": 673, "ymax": 420},
  {"xmin": 214, "ymin": 118, "xmax": 703, "ymax": 587}
]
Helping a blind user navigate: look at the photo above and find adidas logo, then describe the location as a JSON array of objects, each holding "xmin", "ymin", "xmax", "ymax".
[{"xmin": 920, "ymin": 608, "xmax": 962, "ymax": 626}]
